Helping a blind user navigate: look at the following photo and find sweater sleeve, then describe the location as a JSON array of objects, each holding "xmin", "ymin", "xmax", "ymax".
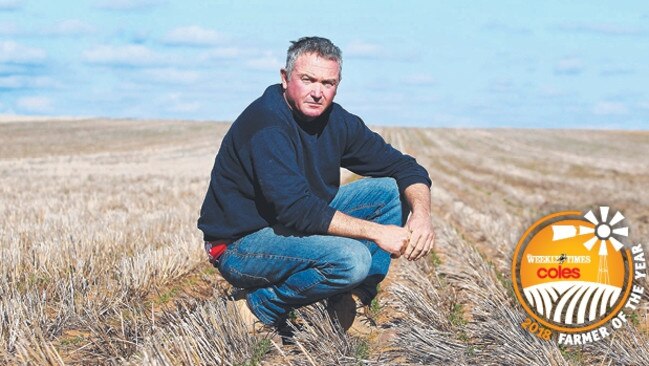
[
  {"xmin": 341, "ymin": 116, "xmax": 431, "ymax": 193},
  {"xmin": 250, "ymin": 127, "xmax": 337, "ymax": 234}
]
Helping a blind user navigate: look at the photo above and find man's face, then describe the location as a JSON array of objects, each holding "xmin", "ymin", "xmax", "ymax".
[{"xmin": 281, "ymin": 52, "xmax": 340, "ymax": 121}]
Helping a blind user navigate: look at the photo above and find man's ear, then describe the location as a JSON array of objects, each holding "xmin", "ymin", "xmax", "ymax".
[{"xmin": 280, "ymin": 69, "xmax": 288, "ymax": 89}]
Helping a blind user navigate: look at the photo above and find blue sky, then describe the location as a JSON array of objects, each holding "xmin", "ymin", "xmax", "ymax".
[{"xmin": 1, "ymin": 0, "xmax": 647, "ymax": 128}]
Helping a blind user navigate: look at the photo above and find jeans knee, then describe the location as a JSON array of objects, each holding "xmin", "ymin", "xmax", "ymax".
[
  {"xmin": 372, "ymin": 177, "xmax": 400, "ymax": 200},
  {"xmin": 347, "ymin": 248, "xmax": 372, "ymax": 285},
  {"xmin": 326, "ymin": 241, "xmax": 371, "ymax": 288},
  {"xmin": 374, "ymin": 178, "xmax": 402, "ymax": 212},
  {"xmin": 371, "ymin": 177, "xmax": 404, "ymax": 225}
]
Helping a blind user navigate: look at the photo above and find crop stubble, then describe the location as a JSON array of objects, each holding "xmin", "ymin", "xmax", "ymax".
[{"xmin": 1, "ymin": 119, "xmax": 648, "ymax": 365}]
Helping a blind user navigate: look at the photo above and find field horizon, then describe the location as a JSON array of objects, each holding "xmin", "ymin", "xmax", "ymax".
[
  {"xmin": 1, "ymin": 117, "xmax": 648, "ymax": 365},
  {"xmin": 3, "ymin": 114, "xmax": 648, "ymax": 132}
]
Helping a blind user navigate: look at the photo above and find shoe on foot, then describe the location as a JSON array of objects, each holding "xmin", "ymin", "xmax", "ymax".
[
  {"xmin": 229, "ymin": 287, "xmax": 247, "ymax": 301},
  {"xmin": 326, "ymin": 292, "xmax": 357, "ymax": 332},
  {"xmin": 327, "ymin": 292, "xmax": 379, "ymax": 336},
  {"xmin": 276, "ymin": 321, "xmax": 305, "ymax": 346}
]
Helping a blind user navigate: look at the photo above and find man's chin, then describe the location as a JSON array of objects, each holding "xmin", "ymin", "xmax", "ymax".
[{"xmin": 298, "ymin": 109, "xmax": 324, "ymax": 121}]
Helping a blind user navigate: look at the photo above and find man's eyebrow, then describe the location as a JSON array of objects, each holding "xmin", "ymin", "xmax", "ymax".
[{"xmin": 299, "ymin": 73, "xmax": 338, "ymax": 83}]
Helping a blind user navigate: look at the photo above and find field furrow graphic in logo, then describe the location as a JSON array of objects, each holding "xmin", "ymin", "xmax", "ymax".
[
  {"xmin": 523, "ymin": 282, "xmax": 620, "ymax": 324},
  {"xmin": 512, "ymin": 206, "xmax": 647, "ymax": 345}
]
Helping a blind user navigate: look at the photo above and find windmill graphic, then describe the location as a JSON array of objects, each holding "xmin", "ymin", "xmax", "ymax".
[{"xmin": 551, "ymin": 206, "xmax": 629, "ymax": 284}]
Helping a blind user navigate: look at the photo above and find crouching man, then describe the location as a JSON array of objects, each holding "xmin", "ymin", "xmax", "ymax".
[{"xmin": 198, "ymin": 36, "xmax": 435, "ymax": 337}]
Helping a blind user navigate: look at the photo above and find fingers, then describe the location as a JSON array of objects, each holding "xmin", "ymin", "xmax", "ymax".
[
  {"xmin": 394, "ymin": 231, "xmax": 409, "ymax": 258},
  {"xmin": 413, "ymin": 231, "xmax": 435, "ymax": 261},
  {"xmin": 405, "ymin": 230, "xmax": 423, "ymax": 261},
  {"xmin": 406, "ymin": 229, "xmax": 437, "ymax": 261},
  {"xmin": 401, "ymin": 234, "xmax": 409, "ymax": 254},
  {"xmin": 390, "ymin": 228, "xmax": 410, "ymax": 259}
]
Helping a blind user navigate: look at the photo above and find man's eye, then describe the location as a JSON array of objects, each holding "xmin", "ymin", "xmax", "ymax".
[{"xmin": 301, "ymin": 77, "xmax": 311, "ymax": 84}]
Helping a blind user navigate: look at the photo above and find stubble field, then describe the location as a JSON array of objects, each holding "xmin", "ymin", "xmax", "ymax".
[{"xmin": 1, "ymin": 118, "xmax": 648, "ymax": 365}]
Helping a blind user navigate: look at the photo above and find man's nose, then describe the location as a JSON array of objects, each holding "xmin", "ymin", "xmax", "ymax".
[{"xmin": 310, "ymin": 83, "xmax": 323, "ymax": 99}]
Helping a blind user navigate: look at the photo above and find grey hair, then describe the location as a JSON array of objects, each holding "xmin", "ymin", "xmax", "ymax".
[{"xmin": 285, "ymin": 36, "xmax": 342, "ymax": 79}]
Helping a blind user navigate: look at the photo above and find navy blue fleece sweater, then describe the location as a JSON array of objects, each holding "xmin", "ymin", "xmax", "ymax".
[{"xmin": 198, "ymin": 84, "xmax": 431, "ymax": 241}]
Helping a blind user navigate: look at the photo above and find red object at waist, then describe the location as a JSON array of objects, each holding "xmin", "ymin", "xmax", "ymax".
[{"xmin": 207, "ymin": 241, "xmax": 228, "ymax": 262}]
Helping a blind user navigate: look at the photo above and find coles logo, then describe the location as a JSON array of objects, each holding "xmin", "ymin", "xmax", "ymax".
[{"xmin": 512, "ymin": 207, "xmax": 647, "ymax": 345}]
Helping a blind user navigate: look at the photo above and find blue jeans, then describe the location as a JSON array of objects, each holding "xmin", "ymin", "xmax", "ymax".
[{"xmin": 217, "ymin": 177, "xmax": 405, "ymax": 326}]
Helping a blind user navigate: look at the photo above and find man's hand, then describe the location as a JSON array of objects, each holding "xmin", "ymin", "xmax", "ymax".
[
  {"xmin": 403, "ymin": 212, "xmax": 435, "ymax": 261},
  {"xmin": 401, "ymin": 183, "xmax": 435, "ymax": 262},
  {"xmin": 372, "ymin": 225, "xmax": 410, "ymax": 258}
]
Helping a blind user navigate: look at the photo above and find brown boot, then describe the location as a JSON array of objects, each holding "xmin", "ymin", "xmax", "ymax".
[
  {"xmin": 326, "ymin": 292, "xmax": 377, "ymax": 336},
  {"xmin": 326, "ymin": 292, "xmax": 357, "ymax": 331}
]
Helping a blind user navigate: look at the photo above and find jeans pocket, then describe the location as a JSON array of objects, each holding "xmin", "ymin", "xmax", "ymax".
[{"xmin": 217, "ymin": 251, "xmax": 272, "ymax": 288}]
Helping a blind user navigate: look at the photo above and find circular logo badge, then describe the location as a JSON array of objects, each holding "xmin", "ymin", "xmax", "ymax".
[{"xmin": 512, "ymin": 207, "xmax": 637, "ymax": 342}]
